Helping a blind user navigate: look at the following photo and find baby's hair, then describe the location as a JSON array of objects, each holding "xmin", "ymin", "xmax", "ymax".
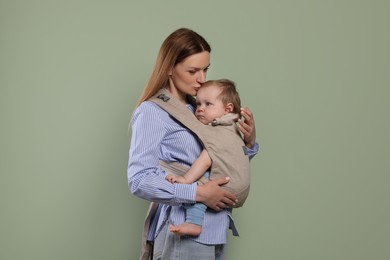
[{"xmin": 201, "ymin": 79, "xmax": 241, "ymax": 113}]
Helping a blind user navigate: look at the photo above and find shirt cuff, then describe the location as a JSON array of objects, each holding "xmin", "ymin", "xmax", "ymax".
[
  {"xmin": 174, "ymin": 182, "xmax": 197, "ymax": 204},
  {"xmin": 247, "ymin": 142, "xmax": 260, "ymax": 158}
]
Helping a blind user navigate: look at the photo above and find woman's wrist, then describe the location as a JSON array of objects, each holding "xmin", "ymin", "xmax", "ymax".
[
  {"xmin": 195, "ymin": 185, "xmax": 206, "ymax": 203},
  {"xmin": 245, "ymin": 140, "xmax": 255, "ymax": 149}
]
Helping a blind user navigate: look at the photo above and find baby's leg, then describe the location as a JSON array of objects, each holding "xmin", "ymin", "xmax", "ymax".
[
  {"xmin": 170, "ymin": 203, "xmax": 206, "ymax": 236},
  {"xmin": 169, "ymin": 222, "xmax": 202, "ymax": 236}
]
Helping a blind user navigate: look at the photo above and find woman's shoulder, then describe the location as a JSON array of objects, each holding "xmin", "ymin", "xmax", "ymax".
[
  {"xmin": 136, "ymin": 100, "xmax": 162, "ymax": 112},
  {"xmin": 133, "ymin": 100, "xmax": 170, "ymax": 122}
]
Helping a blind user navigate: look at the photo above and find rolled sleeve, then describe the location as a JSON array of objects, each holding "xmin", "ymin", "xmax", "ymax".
[{"xmin": 247, "ymin": 142, "xmax": 260, "ymax": 159}]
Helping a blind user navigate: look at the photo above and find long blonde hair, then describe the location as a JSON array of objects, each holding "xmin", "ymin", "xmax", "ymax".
[{"xmin": 136, "ymin": 28, "xmax": 211, "ymax": 108}]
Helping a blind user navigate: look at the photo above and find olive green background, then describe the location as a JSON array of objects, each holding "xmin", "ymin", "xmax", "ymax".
[{"xmin": 1, "ymin": 1, "xmax": 389, "ymax": 259}]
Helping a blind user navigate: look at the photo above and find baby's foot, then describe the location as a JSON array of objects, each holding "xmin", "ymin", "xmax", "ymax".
[{"xmin": 169, "ymin": 223, "xmax": 202, "ymax": 236}]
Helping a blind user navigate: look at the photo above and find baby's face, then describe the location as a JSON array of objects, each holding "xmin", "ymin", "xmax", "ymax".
[{"xmin": 195, "ymin": 85, "xmax": 227, "ymax": 124}]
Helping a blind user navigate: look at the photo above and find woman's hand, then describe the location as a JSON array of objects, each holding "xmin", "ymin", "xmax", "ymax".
[
  {"xmin": 196, "ymin": 177, "xmax": 237, "ymax": 211},
  {"xmin": 238, "ymin": 107, "xmax": 256, "ymax": 149}
]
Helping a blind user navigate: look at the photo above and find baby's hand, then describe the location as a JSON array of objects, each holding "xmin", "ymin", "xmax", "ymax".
[{"xmin": 166, "ymin": 174, "xmax": 177, "ymax": 184}]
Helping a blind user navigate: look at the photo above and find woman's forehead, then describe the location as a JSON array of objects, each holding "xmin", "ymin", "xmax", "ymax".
[{"xmin": 179, "ymin": 51, "xmax": 210, "ymax": 68}]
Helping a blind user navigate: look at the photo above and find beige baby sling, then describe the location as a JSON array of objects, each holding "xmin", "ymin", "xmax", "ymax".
[{"xmin": 139, "ymin": 88, "xmax": 251, "ymax": 260}]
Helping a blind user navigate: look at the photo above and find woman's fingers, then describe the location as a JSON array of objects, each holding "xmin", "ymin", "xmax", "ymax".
[
  {"xmin": 196, "ymin": 177, "xmax": 238, "ymax": 211},
  {"xmin": 239, "ymin": 107, "xmax": 256, "ymax": 148}
]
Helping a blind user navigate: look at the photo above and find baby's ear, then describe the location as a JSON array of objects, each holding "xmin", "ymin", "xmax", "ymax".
[{"xmin": 225, "ymin": 103, "xmax": 234, "ymax": 113}]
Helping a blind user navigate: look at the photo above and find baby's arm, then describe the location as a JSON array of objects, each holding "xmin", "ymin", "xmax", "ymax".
[{"xmin": 166, "ymin": 149, "xmax": 212, "ymax": 184}]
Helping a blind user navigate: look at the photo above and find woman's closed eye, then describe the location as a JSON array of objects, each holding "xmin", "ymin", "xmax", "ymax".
[{"xmin": 188, "ymin": 66, "xmax": 209, "ymax": 75}]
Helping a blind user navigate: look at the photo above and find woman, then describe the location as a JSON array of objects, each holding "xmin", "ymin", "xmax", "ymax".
[{"xmin": 128, "ymin": 28, "xmax": 259, "ymax": 260}]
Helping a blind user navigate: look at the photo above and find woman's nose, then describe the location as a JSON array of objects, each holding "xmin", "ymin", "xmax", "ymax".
[{"xmin": 197, "ymin": 71, "xmax": 206, "ymax": 83}]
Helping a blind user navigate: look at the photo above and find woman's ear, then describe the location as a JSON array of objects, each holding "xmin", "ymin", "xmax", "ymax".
[
  {"xmin": 168, "ymin": 66, "xmax": 174, "ymax": 76},
  {"xmin": 225, "ymin": 103, "xmax": 234, "ymax": 113}
]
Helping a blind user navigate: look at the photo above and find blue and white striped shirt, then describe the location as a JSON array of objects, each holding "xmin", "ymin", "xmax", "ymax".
[{"xmin": 128, "ymin": 100, "xmax": 259, "ymax": 245}]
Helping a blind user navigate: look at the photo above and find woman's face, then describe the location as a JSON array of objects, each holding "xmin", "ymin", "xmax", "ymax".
[{"xmin": 168, "ymin": 51, "xmax": 210, "ymax": 103}]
